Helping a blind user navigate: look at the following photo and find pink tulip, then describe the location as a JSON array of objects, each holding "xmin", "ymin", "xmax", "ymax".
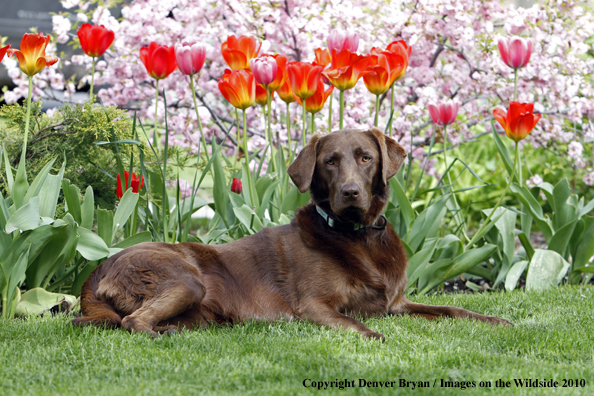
[
  {"xmin": 249, "ymin": 56, "xmax": 278, "ymax": 86},
  {"xmin": 497, "ymin": 36, "xmax": 532, "ymax": 69},
  {"xmin": 428, "ymin": 100, "xmax": 460, "ymax": 126},
  {"xmin": 327, "ymin": 29, "xmax": 359, "ymax": 53},
  {"xmin": 174, "ymin": 41, "xmax": 206, "ymax": 76}
]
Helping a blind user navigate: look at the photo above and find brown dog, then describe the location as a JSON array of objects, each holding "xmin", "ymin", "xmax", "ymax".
[{"xmin": 72, "ymin": 128, "xmax": 511, "ymax": 340}]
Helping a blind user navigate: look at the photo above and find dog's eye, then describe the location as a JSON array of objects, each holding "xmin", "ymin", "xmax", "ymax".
[
  {"xmin": 326, "ymin": 159, "xmax": 335, "ymax": 165},
  {"xmin": 362, "ymin": 156, "xmax": 371, "ymax": 162}
]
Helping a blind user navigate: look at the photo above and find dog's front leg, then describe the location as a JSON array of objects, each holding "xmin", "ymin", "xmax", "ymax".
[{"xmin": 300, "ymin": 302, "xmax": 385, "ymax": 341}]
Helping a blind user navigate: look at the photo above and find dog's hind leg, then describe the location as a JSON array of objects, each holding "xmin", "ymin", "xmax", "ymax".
[
  {"xmin": 121, "ymin": 277, "xmax": 206, "ymax": 338},
  {"xmin": 394, "ymin": 299, "xmax": 513, "ymax": 326}
]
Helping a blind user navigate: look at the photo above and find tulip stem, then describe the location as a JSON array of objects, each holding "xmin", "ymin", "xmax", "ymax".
[
  {"xmin": 20, "ymin": 76, "xmax": 33, "ymax": 168},
  {"xmin": 468, "ymin": 141, "xmax": 519, "ymax": 248},
  {"xmin": 189, "ymin": 75, "xmax": 209, "ymax": 160},
  {"xmin": 153, "ymin": 80, "xmax": 160, "ymax": 152},
  {"xmin": 328, "ymin": 90, "xmax": 333, "ymax": 132},
  {"xmin": 235, "ymin": 108, "xmax": 241, "ymax": 167},
  {"xmin": 266, "ymin": 89, "xmax": 272, "ymax": 156},
  {"xmin": 89, "ymin": 57, "xmax": 96, "ymax": 100},
  {"xmin": 374, "ymin": 94, "xmax": 379, "ymax": 127},
  {"xmin": 390, "ymin": 83, "xmax": 395, "ymax": 137},
  {"xmin": 310, "ymin": 112, "xmax": 315, "ymax": 135},
  {"xmin": 302, "ymin": 100, "xmax": 307, "ymax": 147},
  {"xmin": 513, "ymin": 68, "xmax": 518, "ymax": 102},
  {"xmin": 286, "ymin": 102, "xmax": 292, "ymax": 156},
  {"xmin": 339, "ymin": 90, "xmax": 344, "ymax": 129},
  {"xmin": 243, "ymin": 109, "xmax": 257, "ymax": 208}
]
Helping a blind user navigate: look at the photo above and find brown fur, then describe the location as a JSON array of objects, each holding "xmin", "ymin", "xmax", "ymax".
[{"xmin": 72, "ymin": 127, "xmax": 511, "ymax": 340}]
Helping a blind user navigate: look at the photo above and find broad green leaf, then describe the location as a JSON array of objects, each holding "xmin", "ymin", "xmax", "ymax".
[
  {"xmin": 22, "ymin": 157, "xmax": 57, "ymax": 205},
  {"xmin": 81, "ymin": 186, "xmax": 95, "ymax": 230},
  {"xmin": 4, "ymin": 249, "xmax": 29, "ymax": 318},
  {"xmin": 169, "ymin": 196, "xmax": 209, "ymax": 230},
  {"xmin": 15, "ymin": 288, "xmax": 77, "ymax": 316},
  {"xmin": 505, "ymin": 260, "xmax": 529, "ymax": 291},
  {"xmin": 526, "ymin": 249, "xmax": 570, "ymax": 291},
  {"xmin": 256, "ymin": 180, "xmax": 280, "ymax": 219},
  {"xmin": 97, "ymin": 209, "xmax": 114, "ymax": 246},
  {"xmin": 38, "ymin": 159, "xmax": 66, "ymax": 218},
  {"xmin": 511, "ymin": 183, "xmax": 553, "ymax": 242},
  {"xmin": 233, "ymin": 204, "xmax": 263, "ymax": 234},
  {"xmin": 518, "ymin": 232, "xmax": 534, "ymax": 261},
  {"xmin": 483, "ymin": 207, "xmax": 516, "ymax": 286},
  {"xmin": 114, "ymin": 231, "xmax": 152, "ymax": 249},
  {"xmin": 2, "ymin": 144, "xmax": 15, "ymax": 196},
  {"xmin": 417, "ymin": 258, "xmax": 453, "ymax": 293},
  {"xmin": 5, "ymin": 196, "xmax": 40, "ymax": 232},
  {"xmin": 25, "ymin": 214, "xmax": 77, "ymax": 288},
  {"xmin": 61, "ymin": 179, "xmax": 82, "ymax": 224},
  {"xmin": 112, "ymin": 189, "xmax": 140, "ymax": 240},
  {"xmin": 406, "ymin": 238, "xmax": 439, "ymax": 287},
  {"xmin": 211, "ymin": 144, "xmax": 229, "ymax": 222},
  {"xmin": 406, "ymin": 195, "xmax": 448, "ymax": 253},
  {"xmin": 572, "ymin": 217, "xmax": 594, "ymax": 272},
  {"xmin": 255, "ymin": 174, "xmax": 275, "ymax": 201},
  {"xmin": 579, "ymin": 198, "xmax": 594, "ymax": 217},
  {"xmin": 418, "ymin": 244, "xmax": 498, "ymax": 295},
  {"xmin": 548, "ymin": 220, "xmax": 577, "ymax": 257},
  {"xmin": 390, "ymin": 177, "xmax": 414, "ymax": 229},
  {"xmin": 242, "ymin": 161, "xmax": 259, "ymax": 211},
  {"xmin": 76, "ymin": 227, "xmax": 110, "ymax": 261},
  {"xmin": 434, "ymin": 234, "xmax": 463, "ymax": 261},
  {"xmin": 491, "ymin": 124, "xmax": 514, "ymax": 178}
]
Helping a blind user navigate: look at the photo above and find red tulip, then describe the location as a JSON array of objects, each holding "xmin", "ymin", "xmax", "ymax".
[
  {"xmin": 295, "ymin": 80, "xmax": 334, "ymax": 114},
  {"xmin": 428, "ymin": 100, "xmax": 460, "ymax": 126},
  {"xmin": 140, "ymin": 42, "xmax": 177, "ymax": 80},
  {"xmin": 263, "ymin": 54, "xmax": 288, "ymax": 92},
  {"xmin": 7, "ymin": 33, "xmax": 59, "ymax": 76},
  {"xmin": 174, "ymin": 41, "xmax": 206, "ymax": 76},
  {"xmin": 231, "ymin": 178, "xmax": 242, "ymax": 194},
  {"xmin": 287, "ymin": 61, "xmax": 324, "ymax": 99},
  {"xmin": 277, "ymin": 80, "xmax": 297, "ymax": 104},
  {"xmin": 327, "ymin": 30, "xmax": 359, "ymax": 53},
  {"xmin": 77, "ymin": 23, "xmax": 114, "ymax": 58},
  {"xmin": 117, "ymin": 171, "xmax": 144, "ymax": 199},
  {"xmin": 378, "ymin": 40, "xmax": 411, "ymax": 82},
  {"xmin": 493, "ymin": 102, "xmax": 541, "ymax": 142},
  {"xmin": 497, "ymin": 36, "xmax": 532, "ymax": 69},
  {"xmin": 363, "ymin": 51, "xmax": 406, "ymax": 95},
  {"xmin": 249, "ymin": 56, "xmax": 278, "ymax": 86},
  {"xmin": 218, "ymin": 69, "xmax": 256, "ymax": 110},
  {"xmin": 0, "ymin": 44, "xmax": 12, "ymax": 63},
  {"xmin": 221, "ymin": 35, "xmax": 261, "ymax": 70},
  {"xmin": 322, "ymin": 49, "xmax": 371, "ymax": 91}
]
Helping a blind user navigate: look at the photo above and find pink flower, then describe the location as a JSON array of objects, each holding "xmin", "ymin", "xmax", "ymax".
[
  {"xmin": 327, "ymin": 29, "xmax": 359, "ymax": 53},
  {"xmin": 428, "ymin": 100, "xmax": 460, "ymax": 126},
  {"xmin": 497, "ymin": 36, "xmax": 532, "ymax": 69},
  {"xmin": 249, "ymin": 56, "xmax": 278, "ymax": 86},
  {"xmin": 175, "ymin": 41, "xmax": 206, "ymax": 76}
]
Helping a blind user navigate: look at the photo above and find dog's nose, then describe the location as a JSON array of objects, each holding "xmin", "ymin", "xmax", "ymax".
[{"xmin": 341, "ymin": 184, "xmax": 360, "ymax": 200}]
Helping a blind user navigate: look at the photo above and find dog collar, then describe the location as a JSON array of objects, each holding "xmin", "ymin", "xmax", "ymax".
[{"xmin": 315, "ymin": 205, "xmax": 387, "ymax": 231}]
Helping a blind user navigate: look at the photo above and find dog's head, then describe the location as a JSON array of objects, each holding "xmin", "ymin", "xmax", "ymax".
[{"xmin": 288, "ymin": 128, "xmax": 407, "ymax": 224}]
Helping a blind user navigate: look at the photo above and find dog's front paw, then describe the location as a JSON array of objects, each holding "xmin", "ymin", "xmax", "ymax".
[{"xmin": 362, "ymin": 331, "xmax": 386, "ymax": 342}]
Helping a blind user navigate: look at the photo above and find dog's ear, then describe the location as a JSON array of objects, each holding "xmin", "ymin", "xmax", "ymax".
[
  {"xmin": 366, "ymin": 127, "xmax": 407, "ymax": 186},
  {"xmin": 288, "ymin": 134, "xmax": 321, "ymax": 193}
]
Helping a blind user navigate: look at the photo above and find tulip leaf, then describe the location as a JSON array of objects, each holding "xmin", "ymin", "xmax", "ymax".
[
  {"xmin": 505, "ymin": 260, "xmax": 529, "ymax": 291},
  {"xmin": 97, "ymin": 208, "xmax": 114, "ymax": 247},
  {"xmin": 15, "ymin": 288, "xmax": 77, "ymax": 316},
  {"xmin": 62, "ymin": 179, "xmax": 82, "ymax": 224},
  {"xmin": 526, "ymin": 249, "xmax": 570, "ymax": 291},
  {"xmin": 5, "ymin": 196, "xmax": 41, "ymax": 232},
  {"xmin": 112, "ymin": 189, "xmax": 139, "ymax": 241},
  {"xmin": 23, "ymin": 157, "xmax": 57, "ymax": 206},
  {"xmin": 80, "ymin": 186, "xmax": 95, "ymax": 230},
  {"xmin": 76, "ymin": 227, "xmax": 110, "ymax": 261},
  {"xmin": 38, "ymin": 158, "xmax": 66, "ymax": 219}
]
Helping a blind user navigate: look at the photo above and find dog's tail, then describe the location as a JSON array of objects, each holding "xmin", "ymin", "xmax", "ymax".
[{"xmin": 71, "ymin": 262, "xmax": 122, "ymax": 329}]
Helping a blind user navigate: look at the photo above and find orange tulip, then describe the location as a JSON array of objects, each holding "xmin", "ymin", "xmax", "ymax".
[
  {"xmin": 295, "ymin": 80, "xmax": 334, "ymax": 114},
  {"xmin": 277, "ymin": 80, "xmax": 297, "ymax": 104},
  {"xmin": 314, "ymin": 48, "xmax": 332, "ymax": 67},
  {"xmin": 322, "ymin": 49, "xmax": 371, "ymax": 91},
  {"xmin": 0, "ymin": 44, "xmax": 11, "ymax": 63},
  {"xmin": 287, "ymin": 61, "xmax": 323, "ymax": 99},
  {"xmin": 221, "ymin": 35, "xmax": 261, "ymax": 70},
  {"xmin": 8, "ymin": 33, "xmax": 59, "ymax": 76},
  {"xmin": 218, "ymin": 69, "xmax": 256, "ymax": 110},
  {"xmin": 363, "ymin": 52, "xmax": 406, "ymax": 95},
  {"xmin": 493, "ymin": 102, "xmax": 541, "ymax": 142},
  {"xmin": 382, "ymin": 40, "xmax": 411, "ymax": 82},
  {"xmin": 255, "ymin": 83, "xmax": 273, "ymax": 106}
]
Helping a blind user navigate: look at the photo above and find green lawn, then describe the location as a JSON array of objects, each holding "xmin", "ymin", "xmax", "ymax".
[{"xmin": 1, "ymin": 286, "xmax": 593, "ymax": 395}]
